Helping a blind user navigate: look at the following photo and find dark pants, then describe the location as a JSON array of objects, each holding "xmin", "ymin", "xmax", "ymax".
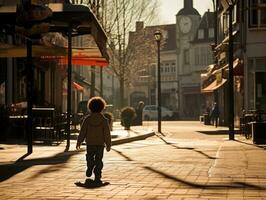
[
  {"xmin": 86, "ymin": 145, "xmax": 104, "ymax": 179},
  {"xmin": 213, "ymin": 117, "xmax": 218, "ymax": 127}
]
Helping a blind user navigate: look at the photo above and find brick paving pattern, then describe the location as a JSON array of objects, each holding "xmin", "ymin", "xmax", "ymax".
[{"xmin": 0, "ymin": 122, "xmax": 266, "ymax": 199}]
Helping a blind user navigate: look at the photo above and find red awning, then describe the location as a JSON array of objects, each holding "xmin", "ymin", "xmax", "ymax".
[
  {"xmin": 73, "ymin": 82, "xmax": 84, "ymax": 92},
  {"xmin": 63, "ymin": 82, "xmax": 84, "ymax": 95}
]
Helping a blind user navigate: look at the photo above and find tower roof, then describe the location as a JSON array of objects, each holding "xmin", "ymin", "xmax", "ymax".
[{"xmin": 177, "ymin": 0, "xmax": 200, "ymax": 16}]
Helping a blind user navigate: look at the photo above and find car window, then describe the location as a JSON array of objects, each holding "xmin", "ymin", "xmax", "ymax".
[
  {"xmin": 151, "ymin": 106, "xmax": 157, "ymax": 110},
  {"xmin": 162, "ymin": 107, "xmax": 170, "ymax": 111},
  {"xmin": 145, "ymin": 106, "xmax": 152, "ymax": 111},
  {"xmin": 144, "ymin": 105, "xmax": 170, "ymax": 111}
]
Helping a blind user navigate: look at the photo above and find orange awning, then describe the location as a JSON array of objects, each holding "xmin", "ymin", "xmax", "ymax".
[
  {"xmin": 201, "ymin": 78, "xmax": 227, "ymax": 93},
  {"xmin": 223, "ymin": 58, "xmax": 243, "ymax": 76},
  {"xmin": 215, "ymin": 31, "xmax": 238, "ymax": 50},
  {"xmin": 0, "ymin": 44, "xmax": 109, "ymax": 67},
  {"xmin": 59, "ymin": 57, "xmax": 108, "ymax": 67}
]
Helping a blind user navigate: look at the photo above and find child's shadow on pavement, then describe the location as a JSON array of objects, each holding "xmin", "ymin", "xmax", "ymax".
[{"xmin": 75, "ymin": 178, "xmax": 110, "ymax": 189}]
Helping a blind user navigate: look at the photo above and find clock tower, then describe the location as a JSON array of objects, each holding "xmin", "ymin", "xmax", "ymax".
[
  {"xmin": 176, "ymin": 0, "xmax": 200, "ymax": 51},
  {"xmin": 176, "ymin": 0, "xmax": 201, "ymax": 119}
]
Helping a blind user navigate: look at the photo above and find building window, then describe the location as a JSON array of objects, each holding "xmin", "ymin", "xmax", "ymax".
[
  {"xmin": 198, "ymin": 29, "xmax": 204, "ymax": 39},
  {"xmin": 183, "ymin": 49, "xmax": 190, "ymax": 65},
  {"xmin": 208, "ymin": 28, "xmax": 214, "ymax": 38},
  {"xmin": 161, "ymin": 65, "xmax": 164, "ymax": 73},
  {"xmin": 197, "ymin": 47, "xmax": 209, "ymax": 65},
  {"xmin": 162, "ymin": 30, "xmax": 168, "ymax": 39},
  {"xmin": 222, "ymin": 13, "xmax": 229, "ymax": 34},
  {"xmin": 171, "ymin": 63, "xmax": 176, "ymax": 72},
  {"xmin": 249, "ymin": 0, "xmax": 266, "ymax": 28},
  {"xmin": 164, "ymin": 63, "xmax": 170, "ymax": 73}
]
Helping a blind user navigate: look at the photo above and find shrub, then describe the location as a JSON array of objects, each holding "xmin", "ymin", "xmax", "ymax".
[{"xmin": 120, "ymin": 107, "xmax": 136, "ymax": 130}]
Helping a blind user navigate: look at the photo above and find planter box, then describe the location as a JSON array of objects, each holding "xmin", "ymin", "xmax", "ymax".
[{"xmin": 251, "ymin": 122, "xmax": 266, "ymax": 144}]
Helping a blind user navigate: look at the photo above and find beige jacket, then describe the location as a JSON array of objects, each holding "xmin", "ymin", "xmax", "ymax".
[{"xmin": 77, "ymin": 113, "xmax": 111, "ymax": 148}]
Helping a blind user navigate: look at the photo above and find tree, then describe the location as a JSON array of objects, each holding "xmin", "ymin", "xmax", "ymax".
[
  {"xmin": 103, "ymin": 0, "xmax": 159, "ymax": 108},
  {"xmin": 69, "ymin": 0, "xmax": 159, "ymax": 108}
]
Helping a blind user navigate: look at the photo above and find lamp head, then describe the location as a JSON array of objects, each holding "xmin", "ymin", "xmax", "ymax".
[{"xmin": 154, "ymin": 30, "xmax": 162, "ymax": 42}]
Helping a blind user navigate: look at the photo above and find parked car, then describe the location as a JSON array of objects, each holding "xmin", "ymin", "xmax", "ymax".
[{"xmin": 142, "ymin": 105, "xmax": 174, "ymax": 120}]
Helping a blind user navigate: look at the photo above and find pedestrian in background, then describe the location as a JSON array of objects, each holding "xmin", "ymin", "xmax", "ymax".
[
  {"xmin": 76, "ymin": 96, "xmax": 111, "ymax": 183},
  {"xmin": 210, "ymin": 102, "xmax": 220, "ymax": 127},
  {"xmin": 134, "ymin": 101, "xmax": 145, "ymax": 125}
]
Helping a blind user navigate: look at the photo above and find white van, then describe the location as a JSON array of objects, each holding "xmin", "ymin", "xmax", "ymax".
[{"xmin": 142, "ymin": 105, "xmax": 173, "ymax": 120}]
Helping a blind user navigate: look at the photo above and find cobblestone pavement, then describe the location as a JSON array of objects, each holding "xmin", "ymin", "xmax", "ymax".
[{"xmin": 0, "ymin": 121, "xmax": 266, "ymax": 199}]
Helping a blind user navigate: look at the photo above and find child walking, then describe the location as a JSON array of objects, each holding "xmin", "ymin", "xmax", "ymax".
[{"xmin": 76, "ymin": 96, "xmax": 111, "ymax": 183}]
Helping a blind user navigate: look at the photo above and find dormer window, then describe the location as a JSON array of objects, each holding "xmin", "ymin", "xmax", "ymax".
[
  {"xmin": 209, "ymin": 28, "xmax": 214, "ymax": 38},
  {"xmin": 162, "ymin": 30, "xmax": 168, "ymax": 39},
  {"xmin": 198, "ymin": 29, "xmax": 204, "ymax": 39}
]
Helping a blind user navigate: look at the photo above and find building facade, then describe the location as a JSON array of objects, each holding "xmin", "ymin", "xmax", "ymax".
[
  {"xmin": 191, "ymin": 11, "xmax": 215, "ymax": 117},
  {"xmin": 176, "ymin": 0, "xmax": 216, "ymax": 119},
  {"xmin": 128, "ymin": 22, "xmax": 178, "ymax": 111},
  {"xmin": 243, "ymin": 0, "xmax": 266, "ymax": 114},
  {"xmin": 0, "ymin": 1, "xmax": 109, "ymax": 114},
  {"xmin": 201, "ymin": 0, "xmax": 266, "ymax": 127}
]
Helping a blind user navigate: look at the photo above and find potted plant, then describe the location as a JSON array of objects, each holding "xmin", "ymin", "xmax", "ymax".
[
  {"xmin": 103, "ymin": 112, "xmax": 114, "ymax": 131},
  {"xmin": 120, "ymin": 107, "xmax": 136, "ymax": 130}
]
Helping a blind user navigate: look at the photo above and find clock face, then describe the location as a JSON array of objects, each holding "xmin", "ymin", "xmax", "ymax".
[{"xmin": 179, "ymin": 16, "xmax": 192, "ymax": 34}]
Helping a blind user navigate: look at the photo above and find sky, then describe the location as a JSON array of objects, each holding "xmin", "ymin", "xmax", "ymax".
[{"xmin": 159, "ymin": 0, "xmax": 214, "ymax": 24}]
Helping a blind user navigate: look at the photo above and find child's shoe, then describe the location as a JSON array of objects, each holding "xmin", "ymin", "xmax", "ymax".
[
  {"xmin": 94, "ymin": 178, "xmax": 102, "ymax": 184},
  {"xmin": 86, "ymin": 169, "xmax": 92, "ymax": 177}
]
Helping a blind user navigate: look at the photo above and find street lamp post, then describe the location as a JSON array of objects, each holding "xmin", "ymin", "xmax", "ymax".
[
  {"xmin": 154, "ymin": 30, "xmax": 162, "ymax": 133},
  {"xmin": 224, "ymin": 0, "xmax": 235, "ymax": 140},
  {"xmin": 228, "ymin": 3, "xmax": 235, "ymax": 140}
]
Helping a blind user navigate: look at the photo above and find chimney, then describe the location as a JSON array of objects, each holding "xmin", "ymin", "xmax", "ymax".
[{"xmin": 136, "ymin": 21, "xmax": 144, "ymax": 32}]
